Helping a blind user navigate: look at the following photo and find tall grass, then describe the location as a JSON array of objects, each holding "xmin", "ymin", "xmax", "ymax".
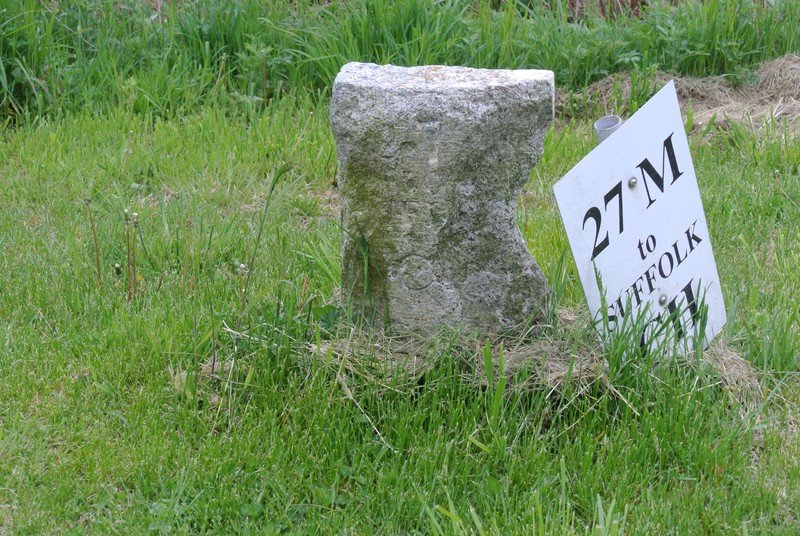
[{"xmin": 2, "ymin": 0, "xmax": 799, "ymax": 121}]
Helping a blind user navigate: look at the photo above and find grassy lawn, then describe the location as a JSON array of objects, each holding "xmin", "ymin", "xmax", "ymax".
[{"xmin": 2, "ymin": 0, "xmax": 799, "ymax": 533}]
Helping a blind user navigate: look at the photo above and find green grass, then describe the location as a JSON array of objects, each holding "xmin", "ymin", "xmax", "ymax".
[
  {"xmin": 2, "ymin": 0, "xmax": 800, "ymax": 120},
  {"xmin": 1, "ymin": 96, "xmax": 799, "ymax": 532},
  {"xmin": 1, "ymin": 0, "xmax": 799, "ymax": 533}
]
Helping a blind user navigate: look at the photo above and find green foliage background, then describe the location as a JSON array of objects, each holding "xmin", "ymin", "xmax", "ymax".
[{"xmin": 2, "ymin": 0, "xmax": 799, "ymax": 121}]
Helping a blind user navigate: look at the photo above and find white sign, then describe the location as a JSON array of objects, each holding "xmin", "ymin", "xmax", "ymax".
[{"xmin": 553, "ymin": 81, "xmax": 725, "ymax": 352}]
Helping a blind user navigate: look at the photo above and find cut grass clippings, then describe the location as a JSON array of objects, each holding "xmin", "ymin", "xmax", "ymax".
[{"xmin": 313, "ymin": 310, "xmax": 763, "ymax": 394}]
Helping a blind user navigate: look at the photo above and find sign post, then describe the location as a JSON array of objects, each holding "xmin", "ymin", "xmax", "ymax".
[{"xmin": 553, "ymin": 81, "xmax": 725, "ymax": 352}]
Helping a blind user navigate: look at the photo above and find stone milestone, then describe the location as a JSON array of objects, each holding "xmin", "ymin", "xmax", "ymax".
[{"xmin": 330, "ymin": 62, "xmax": 554, "ymax": 336}]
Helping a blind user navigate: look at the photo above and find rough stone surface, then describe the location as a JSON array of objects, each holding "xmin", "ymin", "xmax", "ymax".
[{"xmin": 330, "ymin": 62, "xmax": 554, "ymax": 336}]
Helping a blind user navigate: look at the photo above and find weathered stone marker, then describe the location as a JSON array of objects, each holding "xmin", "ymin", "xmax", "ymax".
[{"xmin": 330, "ymin": 62, "xmax": 554, "ymax": 336}]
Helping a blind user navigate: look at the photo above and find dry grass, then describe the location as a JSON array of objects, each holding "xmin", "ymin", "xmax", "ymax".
[
  {"xmin": 557, "ymin": 53, "xmax": 800, "ymax": 130},
  {"xmin": 312, "ymin": 308, "xmax": 762, "ymax": 404}
]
